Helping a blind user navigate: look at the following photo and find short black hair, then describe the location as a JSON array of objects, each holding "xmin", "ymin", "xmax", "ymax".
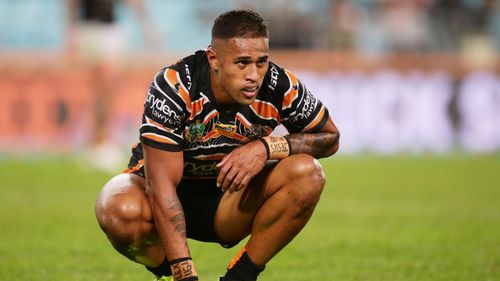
[{"xmin": 211, "ymin": 9, "xmax": 268, "ymax": 40}]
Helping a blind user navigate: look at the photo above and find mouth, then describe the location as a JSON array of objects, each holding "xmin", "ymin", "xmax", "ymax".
[{"xmin": 242, "ymin": 85, "xmax": 259, "ymax": 98}]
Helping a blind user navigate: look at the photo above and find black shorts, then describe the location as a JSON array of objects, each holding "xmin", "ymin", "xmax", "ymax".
[
  {"xmin": 176, "ymin": 178, "xmax": 223, "ymax": 243},
  {"xmin": 125, "ymin": 146, "xmax": 236, "ymax": 246}
]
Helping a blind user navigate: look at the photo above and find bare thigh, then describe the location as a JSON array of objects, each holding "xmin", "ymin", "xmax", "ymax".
[{"xmin": 213, "ymin": 154, "xmax": 319, "ymax": 242}]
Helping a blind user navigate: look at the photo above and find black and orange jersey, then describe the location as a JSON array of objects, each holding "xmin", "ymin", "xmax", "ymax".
[{"xmin": 129, "ymin": 50, "xmax": 329, "ymax": 179}]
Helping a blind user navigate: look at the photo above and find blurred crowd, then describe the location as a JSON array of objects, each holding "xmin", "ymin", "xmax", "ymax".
[
  {"xmin": 307, "ymin": 0, "xmax": 499, "ymax": 54},
  {"xmin": 0, "ymin": 0, "xmax": 499, "ymax": 158},
  {"xmin": 0, "ymin": 0, "xmax": 498, "ymax": 54},
  {"xmin": 203, "ymin": 0, "xmax": 500, "ymax": 55}
]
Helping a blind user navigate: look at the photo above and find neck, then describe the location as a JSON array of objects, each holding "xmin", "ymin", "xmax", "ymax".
[{"xmin": 210, "ymin": 68, "xmax": 233, "ymax": 109}]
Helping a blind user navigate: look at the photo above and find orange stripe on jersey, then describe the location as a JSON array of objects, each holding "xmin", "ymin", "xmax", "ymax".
[
  {"xmin": 303, "ymin": 106, "xmax": 326, "ymax": 132},
  {"xmin": 164, "ymin": 69, "xmax": 192, "ymax": 111},
  {"xmin": 230, "ymin": 133, "xmax": 249, "ymax": 142},
  {"xmin": 146, "ymin": 116, "xmax": 174, "ymax": 132},
  {"xmin": 282, "ymin": 69, "xmax": 299, "ymax": 109},
  {"xmin": 201, "ymin": 127, "xmax": 249, "ymax": 143},
  {"xmin": 250, "ymin": 100, "xmax": 280, "ymax": 122},
  {"xmin": 190, "ymin": 96, "xmax": 206, "ymax": 119},
  {"xmin": 124, "ymin": 159, "xmax": 144, "ymax": 173},
  {"xmin": 142, "ymin": 133, "xmax": 178, "ymax": 145},
  {"xmin": 203, "ymin": 110, "xmax": 218, "ymax": 124},
  {"xmin": 236, "ymin": 113, "xmax": 251, "ymax": 128}
]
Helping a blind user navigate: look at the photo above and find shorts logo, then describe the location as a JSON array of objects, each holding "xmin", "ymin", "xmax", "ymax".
[
  {"xmin": 184, "ymin": 161, "xmax": 218, "ymax": 177},
  {"xmin": 186, "ymin": 120, "xmax": 205, "ymax": 141}
]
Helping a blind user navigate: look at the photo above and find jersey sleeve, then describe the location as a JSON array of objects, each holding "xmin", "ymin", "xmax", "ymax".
[
  {"xmin": 279, "ymin": 69, "xmax": 329, "ymax": 133},
  {"xmin": 139, "ymin": 68, "xmax": 190, "ymax": 151}
]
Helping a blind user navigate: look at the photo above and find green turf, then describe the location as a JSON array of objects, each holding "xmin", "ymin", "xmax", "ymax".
[{"xmin": 0, "ymin": 154, "xmax": 499, "ymax": 281}]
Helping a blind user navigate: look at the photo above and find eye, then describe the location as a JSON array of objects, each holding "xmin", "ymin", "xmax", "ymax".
[
  {"xmin": 256, "ymin": 59, "xmax": 268, "ymax": 67},
  {"xmin": 236, "ymin": 60, "xmax": 248, "ymax": 68}
]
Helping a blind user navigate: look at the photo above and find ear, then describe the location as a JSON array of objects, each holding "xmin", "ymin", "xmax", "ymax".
[{"xmin": 206, "ymin": 46, "xmax": 219, "ymax": 71}]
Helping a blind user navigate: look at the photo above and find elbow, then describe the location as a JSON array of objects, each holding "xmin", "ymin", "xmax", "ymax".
[
  {"xmin": 330, "ymin": 140, "xmax": 340, "ymax": 156},
  {"xmin": 145, "ymin": 178, "xmax": 154, "ymax": 197},
  {"xmin": 333, "ymin": 143, "xmax": 340, "ymax": 155},
  {"xmin": 145, "ymin": 178, "xmax": 179, "ymax": 208},
  {"xmin": 144, "ymin": 178, "xmax": 164, "ymax": 204},
  {"xmin": 325, "ymin": 131, "xmax": 340, "ymax": 157}
]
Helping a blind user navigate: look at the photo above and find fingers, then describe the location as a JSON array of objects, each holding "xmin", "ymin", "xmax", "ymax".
[
  {"xmin": 219, "ymin": 166, "xmax": 252, "ymax": 193},
  {"xmin": 230, "ymin": 174, "xmax": 252, "ymax": 192},
  {"xmin": 221, "ymin": 165, "xmax": 238, "ymax": 192},
  {"xmin": 216, "ymin": 155, "xmax": 228, "ymax": 168},
  {"xmin": 216, "ymin": 154, "xmax": 250, "ymax": 192},
  {"xmin": 216, "ymin": 154, "xmax": 230, "ymax": 190},
  {"xmin": 216, "ymin": 156, "xmax": 230, "ymax": 191},
  {"xmin": 216, "ymin": 142, "xmax": 267, "ymax": 192}
]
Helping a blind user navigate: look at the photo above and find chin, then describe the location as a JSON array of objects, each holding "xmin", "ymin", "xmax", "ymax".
[{"xmin": 238, "ymin": 96, "xmax": 257, "ymax": 105}]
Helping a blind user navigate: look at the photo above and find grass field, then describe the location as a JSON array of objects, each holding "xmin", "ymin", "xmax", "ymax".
[{"xmin": 0, "ymin": 154, "xmax": 499, "ymax": 281}]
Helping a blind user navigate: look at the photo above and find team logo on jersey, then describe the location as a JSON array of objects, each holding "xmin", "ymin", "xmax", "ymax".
[{"xmin": 186, "ymin": 120, "xmax": 205, "ymax": 141}]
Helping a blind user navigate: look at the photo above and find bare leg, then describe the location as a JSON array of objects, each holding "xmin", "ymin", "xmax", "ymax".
[
  {"xmin": 96, "ymin": 154, "xmax": 326, "ymax": 271},
  {"xmin": 214, "ymin": 154, "xmax": 326, "ymax": 267},
  {"xmin": 95, "ymin": 173, "xmax": 164, "ymax": 267}
]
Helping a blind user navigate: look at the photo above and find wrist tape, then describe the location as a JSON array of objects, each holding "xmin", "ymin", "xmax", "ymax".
[
  {"xmin": 259, "ymin": 136, "xmax": 291, "ymax": 160},
  {"xmin": 169, "ymin": 257, "xmax": 198, "ymax": 281}
]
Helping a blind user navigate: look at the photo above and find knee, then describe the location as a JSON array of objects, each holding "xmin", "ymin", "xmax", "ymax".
[
  {"xmin": 283, "ymin": 154, "xmax": 326, "ymax": 187},
  {"xmin": 281, "ymin": 154, "xmax": 326, "ymax": 212},
  {"xmin": 95, "ymin": 175, "xmax": 148, "ymax": 238}
]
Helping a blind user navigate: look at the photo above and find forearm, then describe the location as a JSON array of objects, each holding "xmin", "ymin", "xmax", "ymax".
[
  {"xmin": 148, "ymin": 186, "xmax": 199, "ymax": 280},
  {"xmin": 147, "ymin": 184, "xmax": 190, "ymax": 260},
  {"xmin": 286, "ymin": 131, "xmax": 339, "ymax": 158},
  {"xmin": 143, "ymin": 145, "xmax": 197, "ymax": 280}
]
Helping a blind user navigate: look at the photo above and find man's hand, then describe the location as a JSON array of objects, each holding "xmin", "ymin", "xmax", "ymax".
[{"xmin": 216, "ymin": 140, "xmax": 268, "ymax": 192}]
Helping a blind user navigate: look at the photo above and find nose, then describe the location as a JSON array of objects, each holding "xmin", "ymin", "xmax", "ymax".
[{"xmin": 245, "ymin": 63, "xmax": 259, "ymax": 82}]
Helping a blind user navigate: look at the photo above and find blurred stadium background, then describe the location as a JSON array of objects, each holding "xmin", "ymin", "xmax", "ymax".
[
  {"xmin": 0, "ymin": 0, "xmax": 499, "ymax": 161},
  {"xmin": 0, "ymin": 1, "xmax": 499, "ymax": 281}
]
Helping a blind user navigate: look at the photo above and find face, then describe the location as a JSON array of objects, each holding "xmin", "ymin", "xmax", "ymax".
[{"xmin": 208, "ymin": 37, "xmax": 269, "ymax": 106}]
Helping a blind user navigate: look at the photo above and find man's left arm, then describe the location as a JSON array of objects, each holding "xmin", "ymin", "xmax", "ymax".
[
  {"xmin": 218, "ymin": 69, "xmax": 339, "ymax": 192},
  {"xmin": 216, "ymin": 116, "xmax": 339, "ymax": 192},
  {"xmin": 286, "ymin": 115, "xmax": 340, "ymax": 158}
]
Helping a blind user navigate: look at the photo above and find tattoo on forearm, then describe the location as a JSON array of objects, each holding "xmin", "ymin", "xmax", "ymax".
[
  {"xmin": 167, "ymin": 200, "xmax": 182, "ymax": 211},
  {"xmin": 170, "ymin": 214, "xmax": 184, "ymax": 224},
  {"xmin": 166, "ymin": 199, "xmax": 187, "ymax": 237},
  {"xmin": 174, "ymin": 223, "xmax": 186, "ymax": 234},
  {"xmin": 288, "ymin": 132, "xmax": 339, "ymax": 157}
]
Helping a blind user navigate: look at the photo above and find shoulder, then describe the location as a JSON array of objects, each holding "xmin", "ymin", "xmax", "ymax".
[
  {"xmin": 151, "ymin": 51, "xmax": 208, "ymax": 103},
  {"xmin": 265, "ymin": 61, "xmax": 300, "ymax": 95},
  {"xmin": 168, "ymin": 50, "xmax": 208, "ymax": 89}
]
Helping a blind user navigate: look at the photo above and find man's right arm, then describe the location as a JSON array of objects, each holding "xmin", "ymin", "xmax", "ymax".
[{"xmin": 143, "ymin": 144, "xmax": 198, "ymax": 279}]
